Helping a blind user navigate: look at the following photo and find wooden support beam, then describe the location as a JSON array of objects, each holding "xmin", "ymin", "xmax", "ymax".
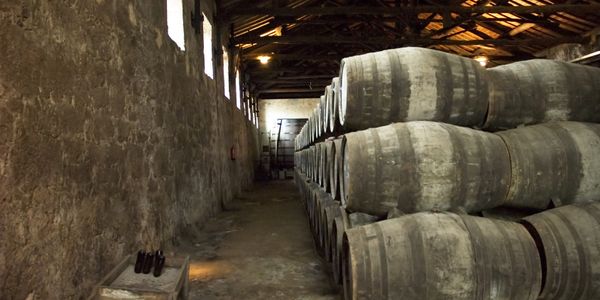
[
  {"xmin": 508, "ymin": 23, "xmax": 537, "ymax": 36},
  {"xmin": 244, "ymin": 52, "xmax": 531, "ymax": 61},
  {"xmin": 234, "ymin": 16, "xmax": 558, "ymax": 28},
  {"xmin": 258, "ymin": 88, "xmax": 325, "ymax": 94},
  {"xmin": 235, "ymin": 35, "xmax": 587, "ymax": 46},
  {"xmin": 243, "ymin": 53, "xmax": 344, "ymax": 62},
  {"xmin": 254, "ymin": 79, "xmax": 333, "ymax": 84},
  {"xmin": 247, "ymin": 66, "xmax": 338, "ymax": 73},
  {"xmin": 269, "ymin": 75, "xmax": 337, "ymax": 80},
  {"xmin": 259, "ymin": 92, "xmax": 324, "ymax": 99},
  {"xmin": 225, "ymin": 4, "xmax": 600, "ymax": 17}
]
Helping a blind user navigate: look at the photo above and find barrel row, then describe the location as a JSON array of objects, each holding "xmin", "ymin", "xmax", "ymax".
[
  {"xmin": 296, "ymin": 121, "xmax": 600, "ymax": 217},
  {"xmin": 294, "ymin": 170, "xmax": 379, "ymax": 286},
  {"xmin": 295, "ymin": 47, "xmax": 600, "ymax": 150},
  {"xmin": 296, "ymin": 168, "xmax": 600, "ymax": 300},
  {"xmin": 341, "ymin": 201, "xmax": 600, "ymax": 300}
]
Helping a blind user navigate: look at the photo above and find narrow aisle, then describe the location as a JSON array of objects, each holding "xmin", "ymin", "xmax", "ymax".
[{"xmin": 176, "ymin": 180, "xmax": 339, "ymax": 300}]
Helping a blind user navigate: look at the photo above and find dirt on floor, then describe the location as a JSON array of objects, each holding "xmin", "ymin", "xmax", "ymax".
[{"xmin": 170, "ymin": 180, "xmax": 339, "ymax": 300}]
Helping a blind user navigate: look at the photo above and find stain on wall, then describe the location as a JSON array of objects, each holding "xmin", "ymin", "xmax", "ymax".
[{"xmin": 0, "ymin": 0, "xmax": 257, "ymax": 298}]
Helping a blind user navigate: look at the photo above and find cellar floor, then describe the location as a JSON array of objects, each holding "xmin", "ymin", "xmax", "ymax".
[{"xmin": 174, "ymin": 180, "xmax": 339, "ymax": 299}]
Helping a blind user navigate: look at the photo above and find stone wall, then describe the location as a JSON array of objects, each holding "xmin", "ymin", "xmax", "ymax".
[{"xmin": 0, "ymin": 0, "xmax": 258, "ymax": 298}]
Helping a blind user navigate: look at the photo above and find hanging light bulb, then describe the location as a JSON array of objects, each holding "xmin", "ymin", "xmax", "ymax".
[
  {"xmin": 257, "ymin": 55, "xmax": 271, "ymax": 65},
  {"xmin": 474, "ymin": 55, "xmax": 489, "ymax": 67}
]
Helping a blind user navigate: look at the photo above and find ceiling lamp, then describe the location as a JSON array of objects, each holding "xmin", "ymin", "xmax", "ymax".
[
  {"xmin": 474, "ymin": 55, "xmax": 489, "ymax": 67},
  {"xmin": 257, "ymin": 55, "xmax": 271, "ymax": 65}
]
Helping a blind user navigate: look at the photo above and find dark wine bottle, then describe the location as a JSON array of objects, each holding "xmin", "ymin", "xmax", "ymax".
[
  {"xmin": 142, "ymin": 252, "xmax": 154, "ymax": 274},
  {"xmin": 134, "ymin": 250, "xmax": 145, "ymax": 274},
  {"xmin": 153, "ymin": 253, "xmax": 165, "ymax": 277}
]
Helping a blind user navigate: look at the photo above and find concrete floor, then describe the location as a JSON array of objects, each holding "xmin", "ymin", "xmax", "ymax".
[{"xmin": 174, "ymin": 180, "xmax": 339, "ymax": 300}]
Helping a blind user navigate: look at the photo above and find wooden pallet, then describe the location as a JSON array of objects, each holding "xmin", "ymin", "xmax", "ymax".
[{"xmin": 88, "ymin": 252, "xmax": 189, "ymax": 300}]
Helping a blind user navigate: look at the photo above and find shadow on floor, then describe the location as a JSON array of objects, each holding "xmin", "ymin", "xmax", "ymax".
[{"xmin": 173, "ymin": 180, "xmax": 340, "ymax": 300}]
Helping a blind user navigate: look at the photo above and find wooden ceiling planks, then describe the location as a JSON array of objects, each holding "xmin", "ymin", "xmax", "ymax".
[{"xmin": 219, "ymin": 0, "xmax": 600, "ymax": 99}]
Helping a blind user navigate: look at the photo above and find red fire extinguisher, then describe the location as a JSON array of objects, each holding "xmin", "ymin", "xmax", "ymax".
[{"xmin": 230, "ymin": 145, "xmax": 236, "ymax": 161}]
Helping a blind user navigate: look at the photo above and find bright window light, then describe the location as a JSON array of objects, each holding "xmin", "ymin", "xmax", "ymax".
[
  {"xmin": 235, "ymin": 70, "xmax": 241, "ymax": 109},
  {"xmin": 246, "ymin": 92, "xmax": 251, "ymax": 120},
  {"xmin": 247, "ymin": 102, "xmax": 251, "ymax": 120},
  {"xmin": 203, "ymin": 13, "xmax": 213, "ymax": 78},
  {"xmin": 167, "ymin": 0, "xmax": 185, "ymax": 50},
  {"xmin": 223, "ymin": 47, "xmax": 230, "ymax": 99}
]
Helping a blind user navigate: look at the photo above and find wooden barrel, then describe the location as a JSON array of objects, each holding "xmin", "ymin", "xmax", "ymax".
[
  {"xmin": 497, "ymin": 122, "xmax": 600, "ymax": 210},
  {"xmin": 304, "ymin": 182, "xmax": 314, "ymax": 222},
  {"xmin": 307, "ymin": 183, "xmax": 322, "ymax": 233},
  {"xmin": 338, "ymin": 47, "xmax": 488, "ymax": 131},
  {"xmin": 304, "ymin": 148, "xmax": 309, "ymax": 178},
  {"xmin": 331, "ymin": 209, "xmax": 349, "ymax": 285},
  {"xmin": 338, "ymin": 135, "xmax": 348, "ymax": 203},
  {"xmin": 308, "ymin": 119, "xmax": 312, "ymax": 145},
  {"xmin": 312, "ymin": 111, "xmax": 317, "ymax": 144},
  {"xmin": 298, "ymin": 171, "xmax": 312, "ymax": 208},
  {"xmin": 315, "ymin": 143, "xmax": 320, "ymax": 183},
  {"xmin": 484, "ymin": 60, "xmax": 600, "ymax": 131},
  {"xmin": 315, "ymin": 143, "xmax": 321, "ymax": 184},
  {"xmin": 308, "ymin": 145, "xmax": 317, "ymax": 182},
  {"xmin": 312, "ymin": 107, "xmax": 319, "ymax": 143},
  {"xmin": 297, "ymin": 149, "xmax": 303, "ymax": 174},
  {"xmin": 294, "ymin": 168, "xmax": 302, "ymax": 197},
  {"xmin": 308, "ymin": 118, "xmax": 312, "ymax": 146},
  {"xmin": 308, "ymin": 145, "xmax": 316, "ymax": 181},
  {"xmin": 318, "ymin": 142, "xmax": 324, "ymax": 187},
  {"xmin": 301, "ymin": 149, "xmax": 308, "ymax": 174},
  {"xmin": 324, "ymin": 86, "xmax": 332, "ymax": 134},
  {"xmin": 318, "ymin": 97, "xmax": 326, "ymax": 139},
  {"xmin": 343, "ymin": 121, "xmax": 510, "ymax": 216},
  {"xmin": 343, "ymin": 212, "xmax": 541, "ymax": 300},
  {"xmin": 331, "ymin": 210, "xmax": 379, "ymax": 285},
  {"xmin": 319, "ymin": 197, "xmax": 340, "ymax": 260},
  {"xmin": 300, "ymin": 123, "xmax": 308, "ymax": 149},
  {"xmin": 310, "ymin": 147, "xmax": 314, "ymax": 177},
  {"xmin": 522, "ymin": 202, "xmax": 600, "ymax": 300},
  {"xmin": 298, "ymin": 125, "xmax": 302, "ymax": 149},
  {"xmin": 303, "ymin": 124, "xmax": 307, "ymax": 149},
  {"xmin": 330, "ymin": 77, "xmax": 341, "ymax": 133},
  {"xmin": 317, "ymin": 142, "xmax": 324, "ymax": 185},
  {"xmin": 304, "ymin": 146, "xmax": 313, "ymax": 179},
  {"xmin": 303, "ymin": 148, "xmax": 308, "ymax": 176},
  {"xmin": 305, "ymin": 122, "xmax": 309, "ymax": 147},
  {"xmin": 323, "ymin": 202, "xmax": 342, "ymax": 261},
  {"xmin": 320, "ymin": 141, "xmax": 333, "ymax": 191},
  {"xmin": 329, "ymin": 139, "xmax": 342, "ymax": 200},
  {"xmin": 313, "ymin": 189, "xmax": 333, "ymax": 255},
  {"xmin": 305, "ymin": 148, "xmax": 310, "ymax": 175}
]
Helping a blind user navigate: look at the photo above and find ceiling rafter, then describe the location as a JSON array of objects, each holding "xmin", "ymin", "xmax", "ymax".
[
  {"xmin": 223, "ymin": 4, "xmax": 600, "ymax": 18},
  {"xmin": 222, "ymin": 0, "xmax": 600, "ymax": 99},
  {"xmin": 234, "ymin": 35, "xmax": 588, "ymax": 46}
]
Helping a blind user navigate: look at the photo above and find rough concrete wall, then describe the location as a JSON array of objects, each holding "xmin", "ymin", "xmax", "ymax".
[{"xmin": 0, "ymin": 0, "xmax": 257, "ymax": 298}]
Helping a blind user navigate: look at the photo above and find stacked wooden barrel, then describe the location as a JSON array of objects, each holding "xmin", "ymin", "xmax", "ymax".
[{"xmin": 294, "ymin": 46, "xmax": 600, "ymax": 300}]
